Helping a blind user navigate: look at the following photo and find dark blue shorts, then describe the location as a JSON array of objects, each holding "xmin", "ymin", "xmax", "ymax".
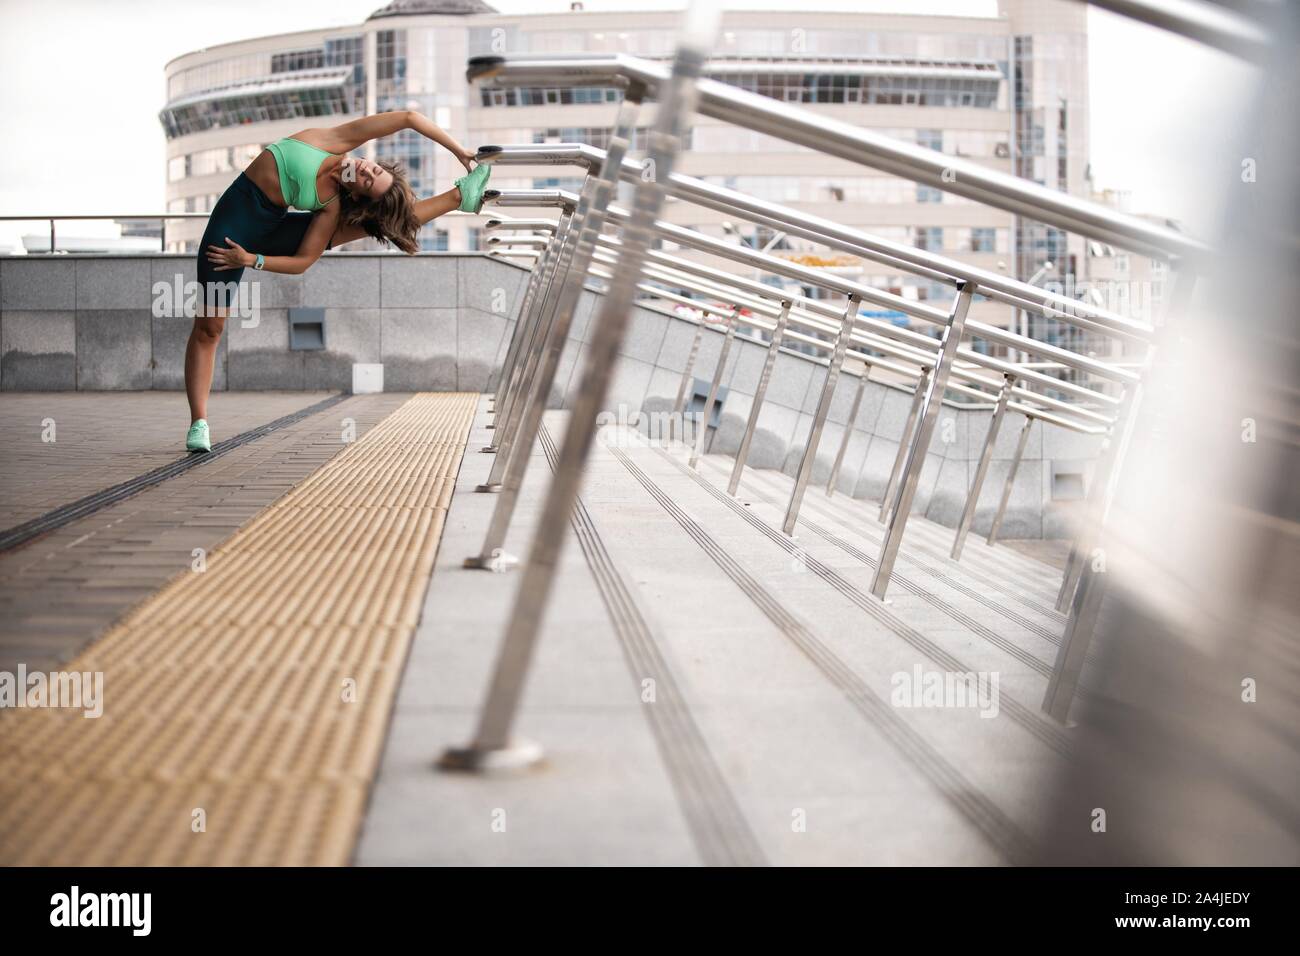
[{"xmin": 196, "ymin": 173, "xmax": 319, "ymax": 309}]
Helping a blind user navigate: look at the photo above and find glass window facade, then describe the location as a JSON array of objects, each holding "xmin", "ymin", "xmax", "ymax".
[
  {"xmin": 700, "ymin": 175, "xmax": 975, "ymax": 206},
  {"xmin": 160, "ymin": 81, "xmax": 355, "ymax": 138},
  {"xmin": 480, "ymin": 86, "xmax": 621, "ymax": 107},
  {"xmin": 161, "ymin": 35, "xmax": 365, "ymax": 140},
  {"xmin": 421, "ymin": 229, "xmax": 449, "ymax": 252},
  {"xmin": 159, "ymin": 17, "xmax": 1051, "ymax": 275},
  {"xmin": 479, "ymin": 71, "xmax": 999, "ymax": 110},
  {"xmin": 531, "ymin": 177, "xmax": 586, "ymax": 192},
  {"xmin": 376, "ymin": 29, "xmax": 407, "ymax": 86},
  {"xmin": 469, "ymin": 26, "xmax": 1007, "ymax": 63},
  {"xmin": 272, "ymin": 49, "xmax": 325, "ymax": 73},
  {"xmin": 914, "ymin": 227, "xmax": 943, "ymax": 251},
  {"xmin": 528, "ymin": 126, "xmax": 683, "ymax": 152},
  {"xmin": 168, "ymin": 145, "xmax": 262, "ymax": 183}
]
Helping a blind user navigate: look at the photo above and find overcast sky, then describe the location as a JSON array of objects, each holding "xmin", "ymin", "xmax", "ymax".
[{"xmin": 0, "ymin": 0, "xmax": 1259, "ymax": 247}]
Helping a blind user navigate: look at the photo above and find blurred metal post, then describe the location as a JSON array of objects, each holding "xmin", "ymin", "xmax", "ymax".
[
  {"xmin": 689, "ymin": 307, "xmax": 738, "ymax": 468},
  {"xmin": 443, "ymin": 10, "xmax": 717, "ymax": 768},
  {"xmin": 950, "ymin": 373, "xmax": 1014, "ymax": 560},
  {"xmin": 1044, "ymin": 270, "xmax": 1195, "ymax": 721},
  {"xmin": 1052, "ymin": 384, "xmax": 1135, "ymax": 611},
  {"xmin": 987, "ymin": 417, "xmax": 1033, "ymax": 546},
  {"xmin": 870, "ymin": 283, "xmax": 974, "ymax": 599},
  {"xmin": 670, "ymin": 319, "xmax": 708, "ymax": 443},
  {"xmin": 727, "ymin": 300, "xmax": 791, "ymax": 496},
  {"xmin": 782, "ymin": 294, "xmax": 860, "ymax": 535},
  {"xmin": 1051, "ymin": 271, "xmax": 1195, "ymax": 608},
  {"xmin": 826, "ymin": 365, "xmax": 869, "ymax": 497},
  {"xmin": 879, "ymin": 368, "xmax": 931, "ymax": 524}
]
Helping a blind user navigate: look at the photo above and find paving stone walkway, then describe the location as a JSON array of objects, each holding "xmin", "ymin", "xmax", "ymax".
[
  {"xmin": 0, "ymin": 392, "xmax": 337, "ymax": 528},
  {"xmin": 0, "ymin": 392, "xmax": 409, "ymax": 672}
]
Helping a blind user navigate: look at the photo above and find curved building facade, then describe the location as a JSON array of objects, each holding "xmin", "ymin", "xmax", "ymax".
[{"xmin": 161, "ymin": 0, "xmax": 1093, "ymax": 354}]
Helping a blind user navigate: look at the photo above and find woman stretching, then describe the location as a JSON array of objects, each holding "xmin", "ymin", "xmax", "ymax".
[{"xmin": 185, "ymin": 110, "xmax": 492, "ymax": 452}]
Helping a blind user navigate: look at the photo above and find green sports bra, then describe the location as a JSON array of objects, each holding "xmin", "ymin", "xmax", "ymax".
[{"xmin": 265, "ymin": 137, "xmax": 338, "ymax": 211}]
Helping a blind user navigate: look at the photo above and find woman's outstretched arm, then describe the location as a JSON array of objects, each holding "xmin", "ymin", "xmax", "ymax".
[{"xmin": 301, "ymin": 111, "xmax": 474, "ymax": 172}]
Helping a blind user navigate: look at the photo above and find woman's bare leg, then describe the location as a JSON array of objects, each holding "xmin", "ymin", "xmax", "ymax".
[
  {"xmin": 185, "ymin": 311, "xmax": 226, "ymax": 423},
  {"xmin": 414, "ymin": 186, "xmax": 462, "ymax": 226}
]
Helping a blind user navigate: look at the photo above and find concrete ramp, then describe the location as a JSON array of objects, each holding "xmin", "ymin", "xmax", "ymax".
[{"xmin": 358, "ymin": 397, "xmax": 1074, "ymax": 865}]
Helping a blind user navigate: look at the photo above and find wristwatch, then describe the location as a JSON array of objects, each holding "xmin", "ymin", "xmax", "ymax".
[{"xmin": 253, "ymin": 253, "xmax": 266, "ymax": 271}]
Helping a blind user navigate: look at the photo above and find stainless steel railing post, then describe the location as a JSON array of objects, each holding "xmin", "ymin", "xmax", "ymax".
[
  {"xmin": 986, "ymin": 416, "xmax": 1033, "ymax": 546},
  {"xmin": 460, "ymin": 89, "xmax": 646, "ymax": 572},
  {"xmin": 870, "ymin": 283, "xmax": 975, "ymax": 599},
  {"xmin": 727, "ymin": 300, "xmax": 791, "ymax": 496},
  {"xmin": 879, "ymin": 369, "xmax": 931, "ymax": 524},
  {"xmin": 670, "ymin": 319, "xmax": 708, "ymax": 443},
  {"xmin": 826, "ymin": 365, "xmax": 869, "ymax": 497},
  {"xmin": 479, "ymin": 219, "xmax": 584, "ymax": 488},
  {"xmin": 491, "ymin": 212, "xmax": 569, "ymax": 418},
  {"xmin": 782, "ymin": 294, "xmax": 860, "ymax": 535},
  {"xmin": 443, "ymin": 15, "xmax": 714, "ymax": 769},
  {"xmin": 486, "ymin": 211, "xmax": 575, "ymax": 456},
  {"xmin": 950, "ymin": 373, "xmax": 1015, "ymax": 560},
  {"xmin": 688, "ymin": 307, "xmax": 738, "ymax": 469},
  {"xmin": 1053, "ymin": 375, "xmax": 1146, "ymax": 611},
  {"xmin": 485, "ymin": 241, "xmax": 553, "ymax": 437}
]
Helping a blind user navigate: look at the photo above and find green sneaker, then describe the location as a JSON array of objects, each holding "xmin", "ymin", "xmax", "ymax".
[
  {"xmin": 455, "ymin": 163, "xmax": 492, "ymax": 213},
  {"xmin": 186, "ymin": 419, "xmax": 211, "ymax": 453}
]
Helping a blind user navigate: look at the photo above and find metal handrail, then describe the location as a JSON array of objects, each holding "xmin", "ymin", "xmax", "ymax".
[
  {"xmin": 479, "ymin": 175, "xmax": 1133, "ymax": 599},
  {"xmin": 485, "ymin": 187, "xmax": 1140, "ymax": 388},
  {"xmin": 488, "ymin": 218, "xmax": 1123, "ymax": 411},
  {"xmin": 1079, "ymin": 0, "xmax": 1270, "ymax": 59},
  {"xmin": 490, "ymin": 226, "xmax": 1111, "ymax": 416},
  {"xmin": 486, "ymin": 199, "xmax": 1107, "ymax": 578},
  {"xmin": 493, "ymin": 247, "xmax": 1103, "ymax": 451},
  {"xmin": 0, "ymin": 213, "xmax": 211, "ymax": 255},
  {"xmin": 446, "ymin": 17, "xmax": 1209, "ymax": 765},
  {"xmin": 0, "ymin": 214, "xmax": 211, "ymax": 220},
  {"xmin": 491, "ymin": 226, "xmax": 1110, "ymax": 436},
  {"xmin": 477, "ymin": 143, "xmax": 1155, "ymax": 344},
  {"xmin": 466, "ymin": 53, "xmax": 1208, "ymax": 262}
]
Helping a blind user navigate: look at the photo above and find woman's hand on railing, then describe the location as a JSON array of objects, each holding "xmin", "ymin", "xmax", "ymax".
[
  {"xmin": 453, "ymin": 148, "xmax": 476, "ymax": 175},
  {"xmin": 403, "ymin": 111, "xmax": 475, "ymax": 174}
]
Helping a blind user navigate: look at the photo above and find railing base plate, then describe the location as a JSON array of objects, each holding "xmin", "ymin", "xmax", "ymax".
[
  {"xmin": 463, "ymin": 550, "xmax": 519, "ymax": 572},
  {"xmin": 437, "ymin": 739, "xmax": 544, "ymax": 773}
]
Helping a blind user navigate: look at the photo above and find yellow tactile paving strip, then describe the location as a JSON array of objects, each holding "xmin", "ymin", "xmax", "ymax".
[{"xmin": 0, "ymin": 393, "xmax": 478, "ymax": 865}]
